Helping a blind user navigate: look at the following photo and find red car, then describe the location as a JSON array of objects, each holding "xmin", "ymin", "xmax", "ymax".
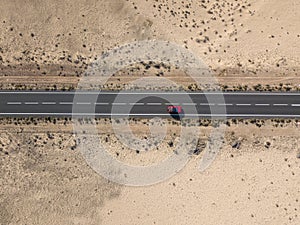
[{"xmin": 167, "ymin": 105, "xmax": 182, "ymax": 114}]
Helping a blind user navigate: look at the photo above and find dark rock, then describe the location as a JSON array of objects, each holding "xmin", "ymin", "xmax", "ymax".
[
  {"xmin": 188, "ymin": 140, "xmax": 206, "ymax": 155},
  {"xmin": 264, "ymin": 141, "xmax": 271, "ymax": 148},
  {"xmin": 231, "ymin": 141, "xmax": 241, "ymax": 149},
  {"xmin": 190, "ymin": 148, "xmax": 201, "ymax": 155}
]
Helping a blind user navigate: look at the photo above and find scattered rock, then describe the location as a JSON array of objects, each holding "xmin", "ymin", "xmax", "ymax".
[
  {"xmin": 231, "ymin": 137, "xmax": 243, "ymax": 149},
  {"xmin": 190, "ymin": 148, "xmax": 201, "ymax": 155},
  {"xmin": 264, "ymin": 141, "xmax": 271, "ymax": 149},
  {"xmin": 231, "ymin": 141, "xmax": 241, "ymax": 149},
  {"xmin": 189, "ymin": 139, "xmax": 206, "ymax": 155}
]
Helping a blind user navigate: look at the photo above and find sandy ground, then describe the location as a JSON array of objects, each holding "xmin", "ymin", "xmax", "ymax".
[
  {"xmin": 0, "ymin": 119, "xmax": 121, "ymax": 225},
  {"xmin": 0, "ymin": 0, "xmax": 300, "ymax": 224},
  {"xmin": 0, "ymin": 118, "xmax": 299, "ymax": 224},
  {"xmin": 0, "ymin": 0, "xmax": 299, "ymax": 90}
]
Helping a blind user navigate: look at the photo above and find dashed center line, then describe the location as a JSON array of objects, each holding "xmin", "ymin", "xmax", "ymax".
[
  {"xmin": 236, "ymin": 103, "xmax": 251, "ymax": 106},
  {"xmin": 4, "ymin": 101, "xmax": 297, "ymax": 109},
  {"xmin": 165, "ymin": 103, "xmax": 179, "ymax": 105},
  {"xmin": 95, "ymin": 102, "xmax": 109, "ymax": 105},
  {"xmin": 59, "ymin": 102, "xmax": 73, "ymax": 105},
  {"xmin": 112, "ymin": 103, "xmax": 127, "ymax": 106},
  {"xmin": 255, "ymin": 104, "xmax": 270, "ymax": 106},
  {"xmin": 217, "ymin": 103, "xmax": 233, "ymax": 106},
  {"xmin": 7, "ymin": 102, "xmax": 21, "ymax": 105},
  {"xmin": 200, "ymin": 103, "xmax": 215, "ymax": 106},
  {"xmin": 273, "ymin": 104, "xmax": 288, "ymax": 106},
  {"xmin": 25, "ymin": 102, "xmax": 38, "ymax": 105},
  {"xmin": 129, "ymin": 103, "xmax": 144, "ymax": 106},
  {"xmin": 76, "ymin": 102, "xmax": 91, "ymax": 105},
  {"xmin": 147, "ymin": 103, "xmax": 162, "ymax": 105},
  {"xmin": 42, "ymin": 102, "xmax": 56, "ymax": 105},
  {"xmin": 182, "ymin": 103, "xmax": 197, "ymax": 106}
]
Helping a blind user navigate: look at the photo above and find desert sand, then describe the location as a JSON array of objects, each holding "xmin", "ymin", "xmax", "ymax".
[
  {"xmin": 0, "ymin": 0, "xmax": 299, "ymax": 90},
  {"xmin": 0, "ymin": 118, "xmax": 299, "ymax": 224},
  {"xmin": 0, "ymin": 0, "xmax": 300, "ymax": 224}
]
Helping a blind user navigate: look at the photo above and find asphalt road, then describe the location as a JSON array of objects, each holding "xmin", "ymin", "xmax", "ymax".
[{"xmin": 1, "ymin": 91, "xmax": 300, "ymax": 118}]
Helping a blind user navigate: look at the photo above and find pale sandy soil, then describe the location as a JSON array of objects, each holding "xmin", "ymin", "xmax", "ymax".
[
  {"xmin": 0, "ymin": 0, "xmax": 300, "ymax": 224},
  {"xmin": 0, "ymin": 118, "xmax": 299, "ymax": 224},
  {"xmin": 0, "ymin": 0, "xmax": 299, "ymax": 90},
  {"xmin": 0, "ymin": 119, "xmax": 121, "ymax": 225}
]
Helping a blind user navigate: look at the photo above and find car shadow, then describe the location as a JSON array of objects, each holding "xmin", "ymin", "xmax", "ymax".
[{"xmin": 170, "ymin": 109, "xmax": 185, "ymax": 121}]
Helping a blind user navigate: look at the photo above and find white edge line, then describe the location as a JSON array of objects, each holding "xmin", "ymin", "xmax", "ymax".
[
  {"xmin": 1, "ymin": 91, "xmax": 300, "ymax": 96},
  {"xmin": 1, "ymin": 113, "xmax": 300, "ymax": 117}
]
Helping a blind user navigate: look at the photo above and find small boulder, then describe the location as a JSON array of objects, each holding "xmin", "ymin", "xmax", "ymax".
[
  {"xmin": 264, "ymin": 141, "xmax": 271, "ymax": 149},
  {"xmin": 231, "ymin": 141, "xmax": 241, "ymax": 149}
]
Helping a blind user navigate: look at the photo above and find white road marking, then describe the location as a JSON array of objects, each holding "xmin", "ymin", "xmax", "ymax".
[
  {"xmin": 236, "ymin": 103, "xmax": 251, "ymax": 106},
  {"xmin": 1, "ymin": 113, "xmax": 300, "ymax": 118},
  {"xmin": 25, "ymin": 102, "xmax": 38, "ymax": 105},
  {"xmin": 182, "ymin": 103, "xmax": 197, "ymax": 106},
  {"xmin": 292, "ymin": 104, "xmax": 300, "ymax": 107},
  {"xmin": 0, "ymin": 91, "xmax": 300, "ymax": 96},
  {"xmin": 273, "ymin": 104, "xmax": 288, "ymax": 106},
  {"xmin": 255, "ymin": 104, "xmax": 270, "ymax": 106},
  {"xmin": 165, "ymin": 103, "xmax": 180, "ymax": 105},
  {"xmin": 42, "ymin": 102, "xmax": 56, "ymax": 105},
  {"xmin": 59, "ymin": 102, "xmax": 73, "ymax": 105},
  {"xmin": 129, "ymin": 103, "xmax": 144, "ymax": 106},
  {"xmin": 112, "ymin": 103, "xmax": 127, "ymax": 106},
  {"xmin": 200, "ymin": 103, "xmax": 215, "ymax": 106},
  {"xmin": 76, "ymin": 102, "xmax": 91, "ymax": 105},
  {"xmin": 217, "ymin": 103, "xmax": 233, "ymax": 106},
  {"xmin": 147, "ymin": 103, "xmax": 162, "ymax": 105},
  {"xmin": 7, "ymin": 102, "xmax": 21, "ymax": 105},
  {"xmin": 2, "ymin": 91, "xmax": 300, "ymax": 96},
  {"xmin": 95, "ymin": 102, "xmax": 109, "ymax": 105}
]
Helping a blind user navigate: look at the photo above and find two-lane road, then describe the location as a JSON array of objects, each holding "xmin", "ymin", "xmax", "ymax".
[{"xmin": 1, "ymin": 91, "xmax": 300, "ymax": 118}]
